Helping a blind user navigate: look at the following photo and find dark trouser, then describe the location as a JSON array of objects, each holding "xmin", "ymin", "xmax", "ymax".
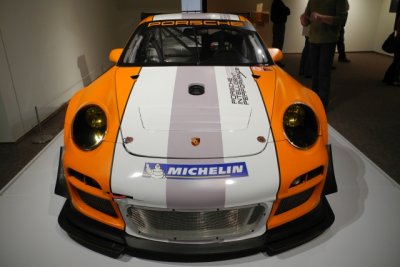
[
  {"xmin": 309, "ymin": 42, "xmax": 336, "ymax": 109},
  {"xmin": 299, "ymin": 37, "xmax": 311, "ymax": 76},
  {"xmin": 272, "ymin": 23, "xmax": 285, "ymax": 50},
  {"xmin": 337, "ymin": 27, "xmax": 346, "ymax": 59},
  {"xmin": 383, "ymin": 38, "xmax": 400, "ymax": 83},
  {"xmin": 337, "ymin": 14, "xmax": 348, "ymax": 60}
]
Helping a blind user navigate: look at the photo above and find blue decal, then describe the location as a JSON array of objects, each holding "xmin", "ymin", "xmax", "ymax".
[{"xmin": 143, "ymin": 162, "xmax": 248, "ymax": 179}]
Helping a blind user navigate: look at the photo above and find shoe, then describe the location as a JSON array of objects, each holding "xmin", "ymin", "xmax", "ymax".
[
  {"xmin": 383, "ymin": 78, "xmax": 400, "ymax": 86},
  {"xmin": 338, "ymin": 57, "xmax": 351, "ymax": 63},
  {"xmin": 387, "ymin": 81, "xmax": 400, "ymax": 87}
]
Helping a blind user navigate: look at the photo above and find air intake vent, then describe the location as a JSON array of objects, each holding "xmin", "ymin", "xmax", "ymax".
[
  {"xmin": 275, "ymin": 187, "xmax": 315, "ymax": 215},
  {"xmin": 77, "ymin": 189, "xmax": 117, "ymax": 217},
  {"xmin": 68, "ymin": 168, "xmax": 101, "ymax": 189}
]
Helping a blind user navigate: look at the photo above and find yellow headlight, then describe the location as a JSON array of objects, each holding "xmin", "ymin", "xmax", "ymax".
[
  {"xmin": 283, "ymin": 103, "xmax": 318, "ymax": 149},
  {"xmin": 85, "ymin": 106, "xmax": 106, "ymax": 129},
  {"xmin": 283, "ymin": 104, "xmax": 305, "ymax": 128},
  {"xmin": 72, "ymin": 105, "xmax": 107, "ymax": 150}
]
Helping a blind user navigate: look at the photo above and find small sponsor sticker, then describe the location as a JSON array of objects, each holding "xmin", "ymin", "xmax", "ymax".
[{"xmin": 143, "ymin": 162, "xmax": 248, "ymax": 179}]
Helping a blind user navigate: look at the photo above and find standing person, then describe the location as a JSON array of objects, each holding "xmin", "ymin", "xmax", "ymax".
[
  {"xmin": 300, "ymin": 0, "xmax": 347, "ymax": 110},
  {"xmin": 337, "ymin": 0, "xmax": 350, "ymax": 62},
  {"xmin": 271, "ymin": 0, "xmax": 290, "ymax": 50},
  {"xmin": 383, "ymin": 2, "xmax": 400, "ymax": 86}
]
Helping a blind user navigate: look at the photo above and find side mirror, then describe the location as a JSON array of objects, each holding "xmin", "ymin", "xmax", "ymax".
[
  {"xmin": 109, "ymin": 48, "xmax": 123, "ymax": 63},
  {"xmin": 268, "ymin": 48, "xmax": 284, "ymax": 63}
]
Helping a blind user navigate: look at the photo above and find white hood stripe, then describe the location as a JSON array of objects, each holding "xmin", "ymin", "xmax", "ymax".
[{"xmin": 166, "ymin": 67, "xmax": 226, "ymax": 209}]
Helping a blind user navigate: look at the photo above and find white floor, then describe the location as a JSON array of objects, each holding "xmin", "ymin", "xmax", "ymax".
[{"xmin": 1, "ymin": 127, "xmax": 400, "ymax": 267}]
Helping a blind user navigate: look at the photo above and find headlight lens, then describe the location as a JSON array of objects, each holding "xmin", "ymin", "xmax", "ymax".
[
  {"xmin": 283, "ymin": 103, "xmax": 318, "ymax": 149},
  {"xmin": 72, "ymin": 105, "xmax": 107, "ymax": 150}
]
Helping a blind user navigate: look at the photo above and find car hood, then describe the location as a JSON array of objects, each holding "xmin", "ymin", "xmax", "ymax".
[{"xmin": 117, "ymin": 66, "xmax": 273, "ymax": 158}]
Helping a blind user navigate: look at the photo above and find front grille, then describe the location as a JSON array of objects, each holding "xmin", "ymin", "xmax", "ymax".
[
  {"xmin": 126, "ymin": 205, "xmax": 266, "ymax": 241},
  {"xmin": 275, "ymin": 187, "xmax": 315, "ymax": 215},
  {"xmin": 77, "ymin": 189, "xmax": 117, "ymax": 217}
]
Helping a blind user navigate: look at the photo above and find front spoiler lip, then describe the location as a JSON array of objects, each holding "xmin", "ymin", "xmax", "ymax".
[{"xmin": 58, "ymin": 196, "xmax": 335, "ymax": 261}]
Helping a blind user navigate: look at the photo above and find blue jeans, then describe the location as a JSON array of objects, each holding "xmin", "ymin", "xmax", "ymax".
[{"xmin": 309, "ymin": 42, "xmax": 336, "ymax": 109}]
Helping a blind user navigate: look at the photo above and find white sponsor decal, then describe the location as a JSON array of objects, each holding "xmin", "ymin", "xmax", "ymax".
[
  {"xmin": 228, "ymin": 67, "xmax": 249, "ymax": 105},
  {"xmin": 143, "ymin": 162, "xmax": 249, "ymax": 179}
]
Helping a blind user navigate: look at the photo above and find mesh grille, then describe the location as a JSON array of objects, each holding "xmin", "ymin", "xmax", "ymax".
[
  {"xmin": 77, "ymin": 189, "xmax": 117, "ymax": 217},
  {"xmin": 126, "ymin": 205, "xmax": 265, "ymax": 241},
  {"xmin": 275, "ymin": 187, "xmax": 315, "ymax": 215}
]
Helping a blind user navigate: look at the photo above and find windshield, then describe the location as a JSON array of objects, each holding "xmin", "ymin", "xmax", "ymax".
[{"xmin": 120, "ymin": 23, "xmax": 270, "ymax": 66}]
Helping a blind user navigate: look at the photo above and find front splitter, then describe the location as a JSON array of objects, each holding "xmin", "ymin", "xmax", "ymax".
[{"xmin": 58, "ymin": 196, "xmax": 334, "ymax": 261}]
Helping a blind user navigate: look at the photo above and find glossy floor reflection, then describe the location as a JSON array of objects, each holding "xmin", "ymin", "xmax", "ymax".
[{"xmin": 1, "ymin": 127, "xmax": 399, "ymax": 267}]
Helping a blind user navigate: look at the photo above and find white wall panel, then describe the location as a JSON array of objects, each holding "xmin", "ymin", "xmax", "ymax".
[
  {"xmin": 0, "ymin": 0, "xmax": 180, "ymax": 142},
  {"xmin": 0, "ymin": 29, "xmax": 24, "ymax": 142}
]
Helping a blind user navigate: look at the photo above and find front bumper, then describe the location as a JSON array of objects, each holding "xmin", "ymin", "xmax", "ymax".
[{"xmin": 58, "ymin": 196, "xmax": 335, "ymax": 260}]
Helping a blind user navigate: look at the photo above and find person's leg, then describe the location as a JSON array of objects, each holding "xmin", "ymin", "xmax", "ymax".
[
  {"xmin": 299, "ymin": 38, "xmax": 308, "ymax": 75},
  {"xmin": 279, "ymin": 24, "xmax": 286, "ymax": 50},
  {"xmin": 318, "ymin": 43, "xmax": 336, "ymax": 109},
  {"xmin": 384, "ymin": 59, "xmax": 397, "ymax": 83},
  {"xmin": 391, "ymin": 39, "xmax": 400, "ymax": 83},
  {"xmin": 309, "ymin": 43, "xmax": 320, "ymax": 95},
  {"xmin": 300, "ymin": 37, "xmax": 311, "ymax": 76},
  {"xmin": 337, "ymin": 27, "xmax": 349, "ymax": 62},
  {"xmin": 384, "ymin": 52, "xmax": 400, "ymax": 85},
  {"xmin": 393, "ymin": 55, "xmax": 400, "ymax": 83},
  {"xmin": 337, "ymin": 28, "xmax": 344, "ymax": 56},
  {"xmin": 304, "ymin": 38, "xmax": 311, "ymax": 77},
  {"xmin": 272, "ymin": 23, "xmax": 284, "ymax": 50},
  {"xmin": 272, "ymin": 23, "xmax": 279, "ymax": 49}
]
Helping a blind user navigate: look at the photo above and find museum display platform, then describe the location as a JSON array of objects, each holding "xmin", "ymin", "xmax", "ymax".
[{"xmin": 1, "ymin": 126, "xmax": 399, "ymax": 267}]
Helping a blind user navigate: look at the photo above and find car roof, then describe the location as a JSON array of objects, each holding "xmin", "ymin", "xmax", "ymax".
[{"xmin": 152, "ymin": 13, "xmax": 242, "ymax": 21}]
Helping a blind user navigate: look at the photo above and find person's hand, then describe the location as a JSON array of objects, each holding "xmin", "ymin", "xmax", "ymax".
[
  {"xmin": 300, "ymin": 13, "xmax": 310, "ymax": 26},
  {"xmin": 310, "ymin": 12, "xmax": 321, "ymax": 22}
]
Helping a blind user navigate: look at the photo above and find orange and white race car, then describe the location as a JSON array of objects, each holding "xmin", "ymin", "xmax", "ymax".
[{"xmin": 55, "ymin": 13, "xmax": 337, "ymax": 260}]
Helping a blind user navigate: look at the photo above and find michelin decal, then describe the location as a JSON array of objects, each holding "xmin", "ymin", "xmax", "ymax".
[{"xmin": 143, "ymin": 162, "xmax": 248, "ymax": 179}]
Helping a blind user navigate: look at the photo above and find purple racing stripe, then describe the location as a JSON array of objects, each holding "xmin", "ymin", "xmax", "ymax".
[{"xmin": 166, "ymin": 67, "xmax": 225, "ymax": 209}]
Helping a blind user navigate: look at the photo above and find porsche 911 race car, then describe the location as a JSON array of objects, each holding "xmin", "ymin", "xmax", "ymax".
[{"xmin": 55, "ymin": 13, "xmax": 337, "ymax": 259}]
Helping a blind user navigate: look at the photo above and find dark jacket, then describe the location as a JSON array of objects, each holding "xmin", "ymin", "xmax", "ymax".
[
  {"xmin": 396, "ymin": 2, "xmax": 400, "ymax": 31},
  {"xmin": 271, "ymin": 0, "xmax": 290, "ymax": 23}
]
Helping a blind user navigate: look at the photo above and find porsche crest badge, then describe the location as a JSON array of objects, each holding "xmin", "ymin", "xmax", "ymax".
[{"xmin": 191, "ymin": 137, "xmax": 201, "ymax": 146}]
